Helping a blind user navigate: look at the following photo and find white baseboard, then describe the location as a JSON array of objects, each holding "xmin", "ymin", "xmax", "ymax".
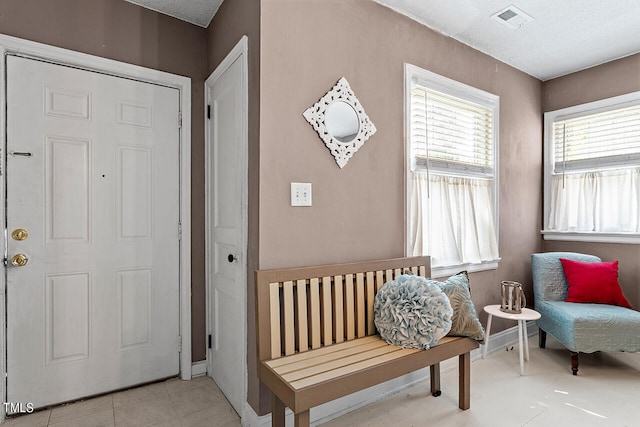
[
  {"xmin": 191, "ymin": 361, "xmax": 207, "ymax": 377},
  {"xmin": 481, "ymin": 320, "xmax": 538, "ymax": 357},
  {"xmin": 604, "ymin": 350, "xmax": 640, "ymax": 371},
  {"xmin": 242, "ymin": 404, "xmax": 270, "ymax": 427},
  {"xmin": 241, "ymin": 322, "xmax": 536, "ymax": 427}
]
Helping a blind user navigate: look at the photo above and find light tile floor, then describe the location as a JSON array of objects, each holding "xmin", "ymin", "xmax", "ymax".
[
  {"xmin": 321, "ymin": 334, "xmax": 640, "ymax": 427},
  {"xmin": 6, "ymin": 334, "xmax": 640, "ymax": 427},
  {"xmin": 4, "ymin": 376, "xmax": 240, "ymax": 427}
]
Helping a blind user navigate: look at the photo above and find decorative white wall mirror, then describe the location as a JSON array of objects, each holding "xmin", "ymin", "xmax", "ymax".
[{"xmin": 303, "ymin": 77, "xmax": 376, "ymax": 168}]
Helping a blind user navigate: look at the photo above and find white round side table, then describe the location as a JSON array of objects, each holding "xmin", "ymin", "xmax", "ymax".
[{"xmin": 482, "ymin": 304, "xmax": 541, "ymax": 376}]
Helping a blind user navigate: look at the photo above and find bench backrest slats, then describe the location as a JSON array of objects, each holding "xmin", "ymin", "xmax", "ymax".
[
  {"xmin": 356, "ymin": 273, "xmax": 366, "ymax": 338},
  {"xmin": 296, "ymin": 279, "xmax": 308, "ymax": 353},
  {"xmin": 343, "ymin": 274, "xmax": 355, "ymax": 340},
  {"xmin": 269, "ymin": 282, "xmax": 281, "ymax": 359},
  {"xmin": 283, "ymin": 281, "xmax": 295, "ymax": 356},
  {"xmin": 256, "ymin": 256, "xmax": 431, "ymax": 362},
  {"xmin": 309, "ymin": 278, "xmax": 321, "ymax": 349},
  {"xmin": 333, "ymin": 276, "xmax": 344, "ymax": 344},
  {"xmin": 322, "ymin": 276, "xmax": 333, "ymax": 346},
  {"xmin": 366, "ymin": 272, "xmax": 375, "ymax": 335},
  {"xmin": 375, "ymin": 271, "xmax": 384, "ymax": 293}
]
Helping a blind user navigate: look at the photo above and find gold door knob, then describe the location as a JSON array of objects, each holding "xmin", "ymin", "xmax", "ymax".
[
  {"xmin": 12, "ymin": 229, "xmax": 28, "ymax": 241},
  {"xmin": 11, "ymin": 254, "xmax": 29, "ymax": 267}
]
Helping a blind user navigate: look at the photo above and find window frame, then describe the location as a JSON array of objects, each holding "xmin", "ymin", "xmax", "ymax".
[
  {"xmin": 543, "ymin": 90, "xmax": 640, "ymax": 244},
  {"xmin": 404, "ymin": 64, "xmax": 500, "ymax": 277}
]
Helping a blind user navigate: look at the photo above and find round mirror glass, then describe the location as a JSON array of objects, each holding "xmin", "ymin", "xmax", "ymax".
[{"xmin": 325, "ymin": 101, "xmax": 359, "ymax": 143}]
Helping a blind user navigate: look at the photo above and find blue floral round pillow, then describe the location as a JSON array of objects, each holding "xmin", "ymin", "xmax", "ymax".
[{"xmin": 374, "ymin": 274, "xmax": 453, "ymax": 349}]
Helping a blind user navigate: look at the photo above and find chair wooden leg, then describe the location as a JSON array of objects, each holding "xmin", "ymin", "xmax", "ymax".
[
  {"xmin": 272, "ymin": 395, "xmax": 286, "ymax": 427},
  {"xmin": 539, "ymin": 329, "xmax": 547, "ymax": 348},
  {"xmin": 570, "ymin": 351, "xmax": 579, "ymax": 375},
  {"xmin": 430, "ymin": 363, "xmax": 441, "ymax": 397},
  {"xmin": 459, "ymin": 352, "xmax": 471, "ymax": 410}
]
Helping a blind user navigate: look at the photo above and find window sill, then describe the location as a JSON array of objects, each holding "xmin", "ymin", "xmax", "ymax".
[
  {"xmin": 430, "ymin": 259, "xmax": 500, "ymax": 279},
  {"xmin": 542, "ymin": 230, "xmax": 640, "ymax": 244}
]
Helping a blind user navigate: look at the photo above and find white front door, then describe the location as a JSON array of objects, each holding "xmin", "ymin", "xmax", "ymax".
[
  {"xmin": 6, "ymin": 55, "xmax": 181, "ymax": 409},
  {"xmin": 206, "ymin": 37, "xmax": 248, "ymax": 416}
]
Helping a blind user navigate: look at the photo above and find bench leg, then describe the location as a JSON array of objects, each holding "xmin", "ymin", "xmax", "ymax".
[
  {"xmin": 272, "ymin": 396, "xmax": 286, "ymax": 427},
  {"xmin": 430, "ymin": 363, "xmax": 441, "ymax": 397},
  {"xmin": 570, "ymin": 351, "xmax": 579, "ymax": 375},
  {"xmin": 459, "ymin": 352, "xmax": 471, "ymax": 410},
  {"xmin": 294, "ymin": 410, "xmax": 310, "ymax": 427}
]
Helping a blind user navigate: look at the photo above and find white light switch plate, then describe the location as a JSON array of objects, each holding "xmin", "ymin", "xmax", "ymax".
[{"xmin": 291, "ymin": 182, "xmax": 312, "ymax": 206}]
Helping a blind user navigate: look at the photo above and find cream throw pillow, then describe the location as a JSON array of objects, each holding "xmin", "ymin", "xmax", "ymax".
[{"xmin": 429, "ymin": 271, "xmax": 485, "ymax": 341}]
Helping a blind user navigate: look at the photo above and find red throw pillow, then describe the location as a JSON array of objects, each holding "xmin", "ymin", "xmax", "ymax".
[{"xmin": 559, "ymin": 258, "xmax": 632, "ymax": 308}]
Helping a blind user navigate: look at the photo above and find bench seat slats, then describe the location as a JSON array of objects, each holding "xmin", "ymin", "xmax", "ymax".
[
  {"xmin": 265, "ymin": 335, "xmax": 460, "ymax": 370},
  {"xmin": 258, "ymin": 336, "xmax": 478, "ymax": 412},
  {"xmin": 266, "ymin": 335, "xmax": 382, "ymax": 368},
  {"xmin": 265, "ymin": 336, "xmax": 465, "ymax": 386},
  {"xmin": 261, "ymin": 335, "xmax": 474, "ymax": 395},
  {"xmin": 281, "ymin": 342, "xmax": 407, "ymax": 383},
  {"xmin": 269, "ymin": 340, "xmax": 389, "ymax": 376},
  {"xmin": 290, "ymin": 346, "xmax": 419, "ymax": 390}
]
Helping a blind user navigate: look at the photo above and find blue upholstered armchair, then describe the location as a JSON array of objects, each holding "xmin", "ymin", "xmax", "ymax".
[{"xmin": 531, "ymin": 252, "xmax": 640, "ymax": 375}]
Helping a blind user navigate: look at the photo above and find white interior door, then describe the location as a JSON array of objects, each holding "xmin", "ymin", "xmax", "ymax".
[
  {"xmin": 206, "ymin": 38, "xmax": 247, "ymax": 416},
  {"xmin": 6, "ymin": 55, "xmax": 181, "ymax": 409}
]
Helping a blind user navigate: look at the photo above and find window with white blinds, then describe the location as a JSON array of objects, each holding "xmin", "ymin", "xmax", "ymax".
[
  {"xmin": 406, "ymin": 65, "xmax": 500, "ymax": 274},
  {"xmin": 410, "ymin": 86, "xmax": 495, "ymax": 177},
  {"xmin": 544, "ymin": 92, "xmax": 640, "ymax": 241},
  {"xmin": 553, "ymin": 103, "xmax": 640, "ymax": 174}
]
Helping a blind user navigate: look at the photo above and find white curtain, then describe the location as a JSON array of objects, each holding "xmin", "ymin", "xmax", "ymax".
[
  {"xmin": 548, "ymin": 168, "xmax": 640, "ymax": 232},
  {"xmin": 410, "ymin": 172, "xmax": 499, "ymax": 267}
]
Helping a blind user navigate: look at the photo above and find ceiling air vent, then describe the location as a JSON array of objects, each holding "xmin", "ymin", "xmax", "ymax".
[{"xmin": 491, "ymin": 5, "xmax": 533, "ymax": 29}]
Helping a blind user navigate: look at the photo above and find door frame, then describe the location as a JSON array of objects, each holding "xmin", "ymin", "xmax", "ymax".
[
  {"xmin": 0, "ymin": 34, "xmax": 192, "ymax": 419},
  {"xmin": 204, "ymin": 35, "xmax": 249, "ymax": 416}
]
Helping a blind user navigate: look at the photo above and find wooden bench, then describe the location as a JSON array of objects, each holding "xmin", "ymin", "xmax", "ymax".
[{"xmin": 255, "ymin": 256, "xmax": 479, "ymax": 427}]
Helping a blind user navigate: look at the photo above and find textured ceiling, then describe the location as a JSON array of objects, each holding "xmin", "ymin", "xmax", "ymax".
[
  {"xmin": 125, "ymin": 0, "xmax": 222, "ymax": 27},
  {"xmin": 126, "ymin": 0, "xmax": 640, "ymax": 81},
  {"xmin": 374, "ymin": 0, "xmax": 640, "ymax": 80}
]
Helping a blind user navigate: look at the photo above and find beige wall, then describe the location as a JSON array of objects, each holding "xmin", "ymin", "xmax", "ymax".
[
  {"xmin": 206, "ymin": 0, "xmax": 262, "ymax": 411},
  {"xmin": 543, "ymin": 54, "xmax": 640, "ymax": 111},
  {"xmin": 257, "ymin": 0, "xmax": 543, "ymax": 415},
  {"xmin": 0, "ymin": 0, "xmax": 209, "ymax": 360},
  {"xmin": 542, "ymin": 53, "xmax": 640, "ymax": 308}
]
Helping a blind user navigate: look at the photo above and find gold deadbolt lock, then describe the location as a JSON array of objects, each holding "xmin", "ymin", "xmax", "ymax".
[
  {"xmin": 11, "ymin": 253, "xmax": 29, "ymax": 267},
  {"xmin": 12, "ymin": 228, "xmax": 28, "ymax": 241}
]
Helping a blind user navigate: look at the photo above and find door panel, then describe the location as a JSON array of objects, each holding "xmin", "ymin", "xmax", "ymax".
[
  {"xmin": 6, "ymin": 56, "xmax": 181, "ymax": 409},
  {"xmin": 46, "ymin": 136, "xmax": 91, "ymax": 242},
  {"xmin": 118, "ymin": 146, "xmax": 152, "ymax": 238},
  {"xmin": 46, "ymin": 273, "xmax": 90, "ymax": 364},
  {"xmin": 117, "ymin": 269, "xmax": 152, "ymax": 350}
]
